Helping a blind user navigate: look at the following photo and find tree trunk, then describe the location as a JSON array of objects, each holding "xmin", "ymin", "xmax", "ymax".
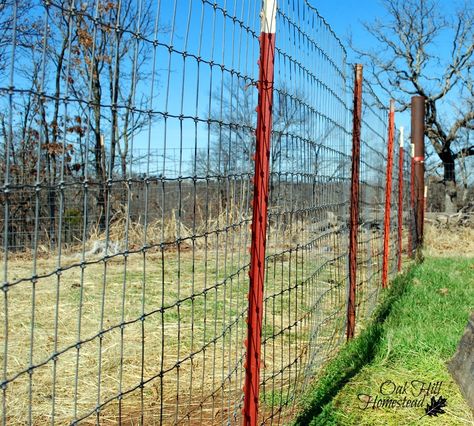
[
  {"xmin": 91, "ymin": 59, "xmax": 107, "ymax": 232},
  {"xmin": 94, "ymin": 129, "xmax": 107, "ymax": 231},
  {"xmin": 440, "ymin": 151, "xmax": 457, "ymax": 213},
  {"xmin": 445, "ymin": 179, "xmax": 457, "ymax": 213},
  {"xmin": 121, "ymin": 154, "xmax": 127, "ymax": 179},
  {"xmin": 109, "ymin": 55, "xmax": 120, "ymax": 176}
]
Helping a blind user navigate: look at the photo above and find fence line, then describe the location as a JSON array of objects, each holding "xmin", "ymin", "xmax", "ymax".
[{"xmin": 0, "ymin": 1, "xmax": 418, "ymax": 425}]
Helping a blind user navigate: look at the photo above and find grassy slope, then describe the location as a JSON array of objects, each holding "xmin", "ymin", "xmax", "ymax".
[{"xmin": 296, "ymin": 257, "xmax": 474, "ymax": 425}]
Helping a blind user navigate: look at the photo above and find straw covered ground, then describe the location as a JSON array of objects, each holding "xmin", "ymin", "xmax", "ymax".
[
  {"xmin": 1, "ymin": 223, "xmax": 352, "ymax": 425},
  {"xmin": 424, "ymin": 223, "xmax": 474, "ymax": 257}
]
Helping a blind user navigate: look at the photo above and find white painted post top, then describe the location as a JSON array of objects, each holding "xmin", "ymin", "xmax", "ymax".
[
  {"xmin": 399, "ymin": 126, "xmax": 404, "ymax": 148},
  {"xmin": 261, "ymin": 0, "xmax": 277, "ymax": 34}
]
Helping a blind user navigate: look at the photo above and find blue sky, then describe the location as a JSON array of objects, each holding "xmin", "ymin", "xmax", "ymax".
[
  {"xmin": 144, "ymin": 0, "xmax": 408, "ymax": 173},
  {"xmin": 125, "ymin": 0, "xmax": 427, "ymax": 177},
  {"xmin": 124, "ymin": 0, "xmax": 351, "ymax": 176},
  {"xmin": 315, "ymin": 0, "xmax": 408, "ymax": 132},
  {"xmin": 314, "ymin": 0, "xmax": 468, "ymax": 155},
  {"xmin": 315, "ymin": 1, "xmax": 412, "ymax": 130},
  {"xmin": 312, "ymin": 1, "xmax": 387, "ymax": 49},
  {"xmin": 6, "ymin": 0, "xmax": 465, "ymax": 177}
]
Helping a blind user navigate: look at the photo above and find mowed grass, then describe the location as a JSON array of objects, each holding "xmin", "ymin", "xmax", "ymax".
[
  {"xmin": 297, "ymin": 257, "xmax": 474, "ymax": 425},
  {"xmin": 0, "ymin": 226, "xmax": 350, "ymax": 424}
]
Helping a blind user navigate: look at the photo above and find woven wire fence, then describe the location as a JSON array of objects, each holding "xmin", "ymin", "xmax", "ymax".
[
  {"xmin": 354, "ymin": 82, "xmax": 388, "ymax": 327},
  {"xmin": 0, "ymin": 1, "xmax": 414, "ymax": 424},
  {"xmin": 258, "ymin": 2, "xmax": 350, "ymax": 422}
]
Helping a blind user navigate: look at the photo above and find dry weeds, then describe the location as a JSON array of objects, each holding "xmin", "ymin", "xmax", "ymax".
[
  {"xmin": 424, "ymin": 223, "xmax": 474, "ymax": 257},
  {"xmin": 1, "ymin": 221, "xmax": 351, "ymax": 424}
]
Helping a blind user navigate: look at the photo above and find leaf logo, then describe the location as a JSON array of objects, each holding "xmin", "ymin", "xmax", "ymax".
[{"xmin": 422, "ymin": 395, "xmax": 447, "ymax": 418}]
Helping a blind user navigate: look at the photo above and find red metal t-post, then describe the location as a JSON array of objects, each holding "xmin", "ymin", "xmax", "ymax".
[
  {"xmin": 243, "ymin": 1, "xmax": 276, "ymax": 425},
  {"xmin": 347, "ymin": 64, "xmax": 363, "ymax": 340},
  {"xmin": 397, "ymin": 127, "xmax": 404, "ymax": 272},
  {"xmin": 382, "ymin": 100, "xmax": 395, "ymax": 289},
  {"xmin": 408, "ymin": 141, "xmax": 415, "ymax": 257}
]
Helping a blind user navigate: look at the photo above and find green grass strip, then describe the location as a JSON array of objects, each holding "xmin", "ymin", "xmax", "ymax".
[
  {"xmin": 295, "ymin": 257, "xmax": 474, "ymax": 425},
  {"xmin": 294, "ymin": 266, "xmax": 416, "ymax": 425}
]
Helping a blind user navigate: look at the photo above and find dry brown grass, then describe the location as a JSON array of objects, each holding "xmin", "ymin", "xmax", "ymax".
[
  {"xmin": 3, "ymin": 242, "xmax": 257, "ymax": 424},
  {"xmin": 424, "ymin": 223, "xmax": 474, "ymax": 257},
  {"xmin": 1, "ymin": 221, "xmax": 350, "ymax": 424}
]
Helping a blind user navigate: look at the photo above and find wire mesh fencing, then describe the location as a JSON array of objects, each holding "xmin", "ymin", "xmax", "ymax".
[
  {"xmin": 0, "ymin": 1, "xmax": 416, "ymax": 425},
  {"xmin": 256, "ymin": 1, "xmax": 350, "ymax": 422},
  {"xmin": 352, "ymin": 81, "xmax": 388, "ymax": 328}
]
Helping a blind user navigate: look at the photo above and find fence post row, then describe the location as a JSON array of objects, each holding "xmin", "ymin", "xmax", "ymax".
[
  {"xmin": 411, "ymin": 96, "xmax": 426, "ymax": 257},
  {"xmin": 1, "ymin": 2, "xmax": 429, "ymax": 424},
  {"xmin": 243, "ymin": 1, "xmax": 276, "ymax": 424},
  {"xmin": 397, "ymin": 127, "xmax": 404, "ymax": 272},
  {"xmin": 382, "ymin": 100, "xmax": 395, "ymax": 289},
  {"xmin": 347, "ymin": 64, "xmax": 363, "ymax": 340}
]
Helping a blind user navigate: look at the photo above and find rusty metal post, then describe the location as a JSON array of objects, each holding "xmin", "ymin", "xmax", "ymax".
[
  {"xmin": 411, "ymin": 96, "xmax": 425, "ymax": 258},
  {"xmin": 397, "ymin": 127, "xmax": 404, "ymax": 272},
  {"xmin": 408, "ymin": 141, "xmax": 415, "ymax": 257},
  {"xmin": 347, "ymin": 64, "xmax": 363, "ymax": 340},
  {"xmin": 243, "ymin": 1, "xmax": 276, "ymax": 424},
  {"xmin": 382, "ymin": 100, "xmax": 395, "ymax": 288}
]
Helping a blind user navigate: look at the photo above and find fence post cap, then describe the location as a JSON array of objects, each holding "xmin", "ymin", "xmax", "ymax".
[{"xmin": 261, "ymin": 0, "xmax": 277, "ymax": 34}]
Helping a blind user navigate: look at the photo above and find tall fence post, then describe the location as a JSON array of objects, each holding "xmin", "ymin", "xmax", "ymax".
[
  {"xmin": 347, "ymin": 64, "xmax": 363, "ymax": 340},
  {"xmin": 382, "ymin": 100, "xmax": 395, "ymax": 288},
  {"xmin": 243, "ymin": 1, "xmax": 276, "ymax": 424},
  {"xmin": 397, "ymin": 127, "xmax": 404, "ymax": 272},
  {"xmin": 408, "ymin": 140, "xmax": 415, "ymax": 257},
  {"xmin": 411, "ymin": 96, "xmax": 425, "ymax": 258}
]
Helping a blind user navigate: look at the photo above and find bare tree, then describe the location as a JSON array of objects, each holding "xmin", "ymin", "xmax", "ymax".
[
  {"xmin": 193, "ymin": 78, "xmax": 345, "ymax": 211},
  {"xmin": 353, "ymin": 0, "xmax": 474, "ymax": 212},
  {"xmin": 0, "ymin": 0, "xmax": 40, "ymax": 75},
  {"xmin": 68, "ymin": 0, "xmax": 156, "ymax": 228},
  {"xmin": 1, "ymin": 0, "xmax": 158, "ymax": 245},
  {"xmin": 194, "ymin": 79, "xmax": 309, "ymax": 177},
  {"xmin": 457, "ymin": 128, "xmax": 474, "ymax": 205}
]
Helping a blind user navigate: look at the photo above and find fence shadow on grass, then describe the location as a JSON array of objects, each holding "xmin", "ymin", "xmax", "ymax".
[{"xmin": 294, "ymin": 265, "xmax": 416, "ymax": 426}]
